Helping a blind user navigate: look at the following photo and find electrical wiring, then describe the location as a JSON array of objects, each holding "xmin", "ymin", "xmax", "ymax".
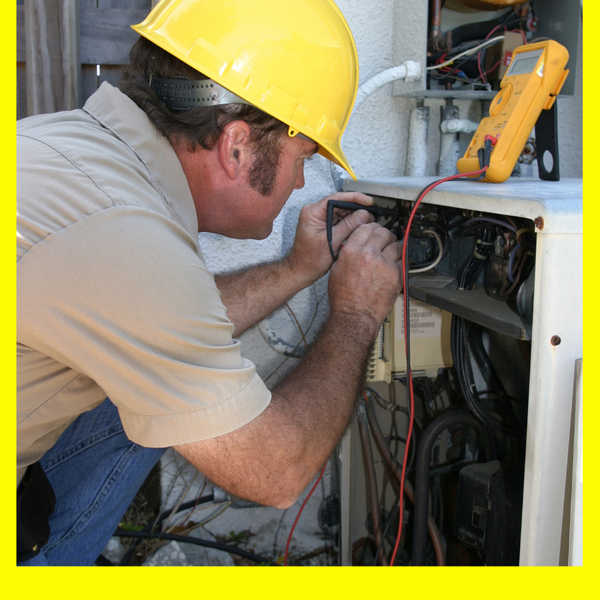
[
  {"xmin": 389, "ymin": 165, "xmax": 488, "ymax": 567},
  {"xmin": 450, "ymin": 315, "xmax": 525, "ymax": 438},
  {"xmin": 365, "ymin": 385, "xmax": 406, "ymax": 413},
  {"xmin": 500, "ymin": 248, "xmax": 534, "ymax": 296},
  {"xmin": 284, "ymin": 462, "xmax": 327, "ymax": 566},
  {"xmin": 117, "ymin": 493, "xmax": 216, "ymax": 566},
  {"xmin": 457, "ymin": 225, "xmax": 495, "ymax": 290},
  {"xmin": 427, "ymin": 36, "xmax": 505, "ymax": 72},
  {"xmin": 357, "ymin": 401, "xmax": 388, "ymax": 565},
  {"xmin": 507, "ymin": 242, "xmax": 535, "ymax": 283},
  {"xmin": 412, "ymin": 409, "xmax": 488, "ymax": 565},
  {"xmin": 263, "ymin": 287, "xmax": 327, "ymax": 384},
  {"xmin": 507, "ymin": 243, "xmax": 522, "ymax": 282},
  {"xmin": 373, "ymin": 498, "xmax": 399, "ymax": 566},
  {"xmin": 364, "ymin": 395, "xmax": 445, "ymax": 566},
  {"xmin": 511, "ymin": 28, "xmax": 528, "ymax": 45},
  {"xmin": 409, "ymin": 229, "xmax": 444, "ymax": 274},
  {"xmin": 463, "ymin": 216, "xmax": 517, "ymax": 232},
  {"xmin": 113, "ymin": 530, "xmax": 274, "ymax": 565}
]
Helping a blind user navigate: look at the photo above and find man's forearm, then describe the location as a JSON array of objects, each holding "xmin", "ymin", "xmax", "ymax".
[
  {"xmin": 271, "ymin": 309, "xmax": 380, "ymax": 468},
  {"xmin": 214, "ymin": 254, "xmax": 314, "ymax": 337},
  {"xmin": 174, "ymin": 309, "xmax": 379, "ymax": 508}
]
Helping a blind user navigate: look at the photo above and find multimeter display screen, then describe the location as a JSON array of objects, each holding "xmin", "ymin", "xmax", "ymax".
[{"xmin": 506, "ymin": 49, "xmax": 543, "ymax": 77}]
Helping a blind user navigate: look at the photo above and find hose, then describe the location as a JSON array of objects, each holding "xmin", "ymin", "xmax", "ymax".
[
  {"xmin": 451, "ymin": 316, "xmax": 524, "ymax": 438},
  {"xmin": 467, "ymin": 323, "xmax": 505, "ymax": 394},
  {"xmin": 330, "ymin": 61, "xmax": 422, "ymax": 191},
  {"xmin": 412, "ymin": 409, "xmax": 491, "ymax": 566},
  {"xmin": 113, "ymin": 530, "xmax": 274, "ymax": 565},
  {"xmin": 118, "ymin": 493, "xmax": 215, "ymax": 566}
]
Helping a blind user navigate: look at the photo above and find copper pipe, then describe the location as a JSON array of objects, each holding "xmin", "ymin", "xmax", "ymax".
[
  {"xmin": 364, "ymin": 393, "xmax": 446, "ymax": 566},
  {"xmin": 430, "ymin": 0, "xmax": 443, "ymax": 38},
  {"xmin": 357, "ymin": 403, "xmax": 388, "ymax": 565}
]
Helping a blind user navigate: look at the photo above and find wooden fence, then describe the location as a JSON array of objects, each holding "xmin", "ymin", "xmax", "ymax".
[{"xmin": 17, "ymin": 0, "xmax": 159, "ymax": 119}]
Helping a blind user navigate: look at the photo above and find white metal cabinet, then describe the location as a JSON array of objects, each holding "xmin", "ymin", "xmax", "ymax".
[{"xmin": 342, "ymin": 176, "xmax": 583, "ymax": 566}]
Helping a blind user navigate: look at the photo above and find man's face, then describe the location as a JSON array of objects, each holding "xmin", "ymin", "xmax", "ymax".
[{"xmin": 230, "ymin": 133, "xmax": 318, "ymax": 239}]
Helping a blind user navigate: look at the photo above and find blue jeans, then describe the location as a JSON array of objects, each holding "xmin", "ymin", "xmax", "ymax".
[{"xmin": 18, "ymin": 398, "xmax": 165, "ymax": 566}]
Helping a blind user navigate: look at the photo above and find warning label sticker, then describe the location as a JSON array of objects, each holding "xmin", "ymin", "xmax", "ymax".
[{"xmin": 395, "ymin": 299, "xmax": 443, "ymax": 339}]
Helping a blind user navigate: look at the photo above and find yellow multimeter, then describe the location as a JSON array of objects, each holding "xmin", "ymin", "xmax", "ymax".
[{"xmin": 457, "ymin": 40, "xmax": 569, "ymax": 183}]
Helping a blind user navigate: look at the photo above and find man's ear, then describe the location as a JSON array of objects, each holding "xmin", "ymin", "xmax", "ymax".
[{"xmin": 218, "ymin": 121, "xmax": 253, "ymax": 180}]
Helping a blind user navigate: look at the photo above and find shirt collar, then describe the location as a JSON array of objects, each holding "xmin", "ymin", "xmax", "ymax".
[{"xmin": 82, "ymin": 82, "xmax": 198, "ymax": 238}]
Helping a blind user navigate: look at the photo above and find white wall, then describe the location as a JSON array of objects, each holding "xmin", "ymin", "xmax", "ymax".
[{"xmin": 198, "ymin": 0, "xmax": 583, "ymax": 385}]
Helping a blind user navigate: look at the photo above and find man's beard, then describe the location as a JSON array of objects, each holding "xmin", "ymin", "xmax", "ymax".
[{"xmin": 247, "ymin": 134, "xmax": 283, "ymax": 197}]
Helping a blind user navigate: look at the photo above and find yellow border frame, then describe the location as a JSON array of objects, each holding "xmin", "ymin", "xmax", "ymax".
[{"xmin": 6, "ymin": 0, "xmax": 590, "ymax": 592}]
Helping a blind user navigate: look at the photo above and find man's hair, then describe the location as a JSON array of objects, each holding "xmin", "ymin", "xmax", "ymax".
[{"xmin": 118, "ymin": 37, "xmax": 288, "ymax": 195}]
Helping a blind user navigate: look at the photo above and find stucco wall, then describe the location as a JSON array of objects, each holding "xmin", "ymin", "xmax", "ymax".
[{"xmin": 198, "ymin": 0, "xmax": 583, "ymax": 386}]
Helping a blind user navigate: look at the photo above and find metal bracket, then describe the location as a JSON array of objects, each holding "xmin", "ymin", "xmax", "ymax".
[{"xmin": 535, "ymin": 101, "xmax": 560, "ymax": 181}]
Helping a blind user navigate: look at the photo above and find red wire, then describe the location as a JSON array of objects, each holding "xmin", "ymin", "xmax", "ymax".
[
  {"xmin": 389, "ymin": 167, "xmax": 487, "ymax": 567},
  {"xmin": 478, "ymin": 25, "xmax": 507, "ymax": 83},
  {"xmin": 284, "ymin": 462, "xmax": 327, "ymax": 566},
  {"xmin": 510, "ymin": 28, "xmax": 528, "ymax": 45},
  {"xmin": 485, "ymin": 58, "xmax": 503, "ymax": 75}
]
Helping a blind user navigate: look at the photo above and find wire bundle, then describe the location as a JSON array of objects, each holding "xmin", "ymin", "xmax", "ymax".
[{"xmin": 427, "ymin": 3, "xmax": 532, "ymax": 88}]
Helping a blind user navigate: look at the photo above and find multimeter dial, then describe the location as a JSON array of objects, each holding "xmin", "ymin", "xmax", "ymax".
[{"xmin": 489, "ymin": 84, "xmax": 513, "ymax": 117}]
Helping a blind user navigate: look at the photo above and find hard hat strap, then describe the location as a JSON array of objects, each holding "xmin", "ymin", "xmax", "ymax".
[{"xmin": 148, "ymin": 74, "xmax": 253, "ymax": 111}]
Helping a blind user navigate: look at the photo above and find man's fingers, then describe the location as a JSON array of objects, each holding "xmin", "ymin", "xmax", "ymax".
[
  {"xmin": 331, "ymin": 210, "xmax": 374, "ymax": 247},
  {"xmin": 327, "ymin": 191, "xmax": 374, "ymax": 207},
  {"xmin": 342, "ymin": 223, "xmax": 398, "ymax": 252},
  {"xmin": 382, "ymin": 240, "xmax": 403, "ymax": 263},
  {"xmin": 310, "ymin": 192, "xmax": 374, "ymax": 222}
]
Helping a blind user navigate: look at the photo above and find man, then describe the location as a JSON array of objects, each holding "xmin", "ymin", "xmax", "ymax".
[{"xmin": 17, "ymin": 0, "xmax": 401, "ymax": 565}]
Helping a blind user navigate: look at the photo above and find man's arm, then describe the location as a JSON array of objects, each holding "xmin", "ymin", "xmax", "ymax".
[
  {"xmin": 214, "ymin": 191, "xmax": 375, "ymax": 336},
  {"xmin": 175, "ymin": 222, "xmax": 401, "ymax": 508}
]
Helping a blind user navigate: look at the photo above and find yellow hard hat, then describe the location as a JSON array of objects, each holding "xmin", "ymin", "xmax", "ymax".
[{"xmin": 132, "ymin": 0, "xmax": 359, "ymax": 179}]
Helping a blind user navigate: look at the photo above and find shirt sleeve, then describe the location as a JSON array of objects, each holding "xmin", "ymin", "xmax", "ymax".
[{"xmin": 17, "ymin": 206, "xmax": 271, "ymax": 447}]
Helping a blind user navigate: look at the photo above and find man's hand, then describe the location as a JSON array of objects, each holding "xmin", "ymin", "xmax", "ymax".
[
  {"xmin": 286, "ymin": 191, "xmax": 376, "ymax": 286},
  {"xmin": 329, "ymin": 222, "xmax": 402, "ymax": 334}
]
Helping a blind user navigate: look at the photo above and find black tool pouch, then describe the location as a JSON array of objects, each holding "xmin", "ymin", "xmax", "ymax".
[{"xmin": 17, "ymin": 462, "xmax": 56, "ymax": 563}]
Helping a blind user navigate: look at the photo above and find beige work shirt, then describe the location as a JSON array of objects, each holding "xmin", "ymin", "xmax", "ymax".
[{"xmin": 17, "ymin": 83, "xmax": 271, "ymax": 483}]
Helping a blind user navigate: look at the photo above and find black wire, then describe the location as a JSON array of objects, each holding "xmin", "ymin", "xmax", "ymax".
[
  {"xmin": 118, "ymin": 494, "xmax": 215, "ymax": 566},
  {"xmin": 373, "ymin": 500, "xmax": 400, "ymax": 566},
  {"xmin": 113, "ymin": 530, "xmax": 275, "ymax": 565},
  {"xmin": 456, "ymin": 225, "xmax": 494, "ymax": 290},
  {"xmin": 450, "ymin": 316, "xmax": 524, "ymax": 439}
]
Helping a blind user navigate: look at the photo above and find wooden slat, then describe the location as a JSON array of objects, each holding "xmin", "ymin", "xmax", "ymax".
[
  {"xmin": 81, "ymin": 64, "xmax": 99, "ymax": 105},
  {"xmin": 18, "ymin": 0, "xmax": 158, "ymax": 116},
  {"xmin": 17, "ymin": 63, "xmax": 27, "ymax": 120},
  {"xmin": 82, "ymin": 0, "xmax": 152, "ymax": 8},
  {"xmin": 25, "ymin": 0, "xmax": 81, "ymax": 115},
  {"xmin": 17, "ymin": 6, "xmax": 25, "ymax": 62},
  {"xmin": 81, "ymin": 64, "xmax": 124, "ymax": 105},
  {"xmin": 80, "ymin": 8, "xmax": 148, "ymax": 64}
]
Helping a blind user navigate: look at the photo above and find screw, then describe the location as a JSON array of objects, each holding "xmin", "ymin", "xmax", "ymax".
[
  {"xmin": 551, "ymin": 336, "xmax": 561, "ymax": 346},
  {"xmin": 534, "ymin": 216, "xmax": 544, "ymax": 230}
]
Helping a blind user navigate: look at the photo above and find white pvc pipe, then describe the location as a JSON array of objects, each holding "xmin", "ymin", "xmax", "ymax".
[
  {"xmin": 331, "ymin": 60, "xmax": 422, "ymax": 190},
  {"xmin": 354, "ymin": 61, "xmax": 421, "ymax": 110},
  {"xmin": 440, "ymin": 118, "xmax": 480, "ymax": 134}
]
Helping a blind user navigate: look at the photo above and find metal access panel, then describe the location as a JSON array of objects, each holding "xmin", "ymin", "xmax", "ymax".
[{"xmin": 532, "ymin": 0, "xmax": 581, "ymax": 96}]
